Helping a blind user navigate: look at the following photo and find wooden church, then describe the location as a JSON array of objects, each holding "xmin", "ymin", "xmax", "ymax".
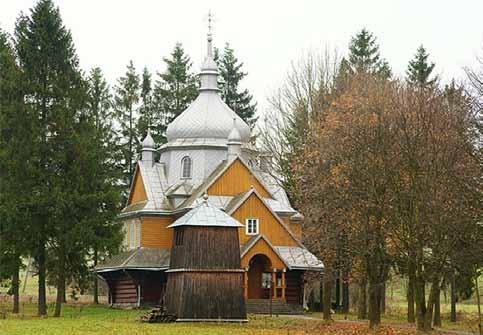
[{"xmin": 95, "ymin": 28, "xmax": 323, "ymax": 319}]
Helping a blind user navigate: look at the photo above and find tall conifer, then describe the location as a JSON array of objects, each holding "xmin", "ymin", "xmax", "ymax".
[
  {"xmin": 348, "ymin": 28, "xmax": 391, "ymax": 78},
  {"xmin": 114, "ymin": 60, "xmax": 140, "ymax": 194},
  {"xmin": 216, "ymin": 43, "xmax": 257, "ymax": 127},
  {"xmin": 407, "ymin": 45, "xmax": 436, "ymax": 87},
  {"xmin": 153, "ymin": 43, "xmax": 197, "ymax": 142}
]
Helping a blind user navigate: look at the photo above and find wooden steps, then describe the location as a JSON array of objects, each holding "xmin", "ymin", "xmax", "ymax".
[{"xmin": 246, "ymin": 299, "xmax": 304, "ymax": 315}]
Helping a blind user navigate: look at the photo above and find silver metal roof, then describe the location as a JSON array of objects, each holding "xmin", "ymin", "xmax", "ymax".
[
  {"xmin": 275, "ymin": 246, "xmax": 324, "ymax": 271},
  {"xmin": 165, "ymin": 33, "xmax": 250, "ymax": 144},
  {"xmin": 167, "ymin": 200, "xmax": 244, "ymax": 228}
]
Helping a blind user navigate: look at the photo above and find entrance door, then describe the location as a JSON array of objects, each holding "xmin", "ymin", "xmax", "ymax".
[{"xmin": 247, "ymin": 254, "xmax": 271, "ymax": 299}]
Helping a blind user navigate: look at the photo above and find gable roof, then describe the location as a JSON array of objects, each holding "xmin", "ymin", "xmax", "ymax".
[
  {"xmin": 167, "ymin": 200, "xmax": 244, "ymax": 228},
  {"xmin": 226, "ymin": 187, "xmax": 303, "ymax": 248},
  {"xmin": 241, "ymin": 234, "xmax": 289, "ymax": 268},
  {"xmin": 180, "ymin": 157, "xmax": 273, "ymax": 209}
]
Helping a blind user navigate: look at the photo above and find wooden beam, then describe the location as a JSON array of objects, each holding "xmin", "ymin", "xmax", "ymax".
[
  {"xmin": 272, "ymin": 270, "xmax": 277, "ymax": 299},
  {"xmin": 281, "ymin": 269, "xmax": 286, "ymax": 301},
  {"xmin": 243, "ymin": 269, "xmax": 248, "ymax": 300}
]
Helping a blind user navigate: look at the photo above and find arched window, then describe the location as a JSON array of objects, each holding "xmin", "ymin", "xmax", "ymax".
[{"xmin": 181, "ymin": 156, "xmax": 192, "ymax": 179}]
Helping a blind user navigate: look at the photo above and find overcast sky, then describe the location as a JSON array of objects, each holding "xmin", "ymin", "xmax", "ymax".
[{"xmin": 1, "ymin": 0, "xmax": 483, "ymax": 117}]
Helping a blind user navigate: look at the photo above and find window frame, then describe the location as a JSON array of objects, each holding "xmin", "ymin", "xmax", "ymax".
[
  {"xmin": 181, "ymin": 156, "xmax": 192, "ymax": 179},
  {"xmin": 245, "ymin": 218, "xmax": 259, "ymax": 235}
]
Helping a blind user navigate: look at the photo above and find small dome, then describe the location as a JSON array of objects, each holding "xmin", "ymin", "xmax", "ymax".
[
  {"xmin": 228, "ymin": 119, "xmax": 242, "ymax": 143},
  {"xmin": 142, "ymin": 129, "xmax": 155, "ymax": 148}
]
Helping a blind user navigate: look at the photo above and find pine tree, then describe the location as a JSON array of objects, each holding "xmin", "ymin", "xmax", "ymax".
[
  {"xmin": 114, "ymin": 60, "xmax": 140, "ymax": 194},
  {"xmin": 407, "ymin": 45, "xmax": 436, "ymax": 87},
  {"xmin": 153, "ymin": 42, "xmax": 197, "ymax": 141},
  {"xmin": 217, "ymin": 43, "xmax": 257, "ymax": 127},
  {"xmin": 348, "ymin": 28, "xmax": 391, "ymax": 78}
]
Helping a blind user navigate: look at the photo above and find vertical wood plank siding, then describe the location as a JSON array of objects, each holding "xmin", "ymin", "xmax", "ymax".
[
  {"xmin": 165, "ymin": 225, "xmax": 247, "ymax": 320},
  {"xmin": 141, "ymin": 217, "xmax": 174, "ymax": 248},
  {"xmin": 207, "ymin": 159, "xmax": 271, "ymax": 198},
  {"xmin": 233, "ymin": 193, "xmax": 298, "ymax": 246},
  {"xmin": 128, "ymin": 169, "xmax": 147, "ymax": 205},
  {"xmin": 170, "ymin": 227, "xmax": 241, "ymax": 269}
]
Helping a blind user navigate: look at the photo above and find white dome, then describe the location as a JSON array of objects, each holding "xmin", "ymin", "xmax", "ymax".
[
  {"xmin": 166, "ymin": 92, "xmax": 250, "ymax": 143},
  {"xmin": 165, "ymin": 32, "xmax": 250, "ymax": 144}
]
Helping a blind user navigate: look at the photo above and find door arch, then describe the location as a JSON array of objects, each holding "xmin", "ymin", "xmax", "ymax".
[{"xmin": 247, "ymin": 254, "xmax": 272, "ymax": 299}]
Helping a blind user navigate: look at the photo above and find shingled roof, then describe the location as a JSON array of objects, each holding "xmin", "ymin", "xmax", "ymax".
[{"xmin": 95, "ymin": 247, "xmax": 170, "ymax": 272}]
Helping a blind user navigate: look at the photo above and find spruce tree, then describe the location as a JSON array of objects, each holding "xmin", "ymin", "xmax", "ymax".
[
  {"xmin": 153, "ymin": 42, "xmax": 197, "ymax": 141},
  {"xmin": 348, "ymin": 28, "xmax": 391, "ymax": 78},
  {"xmin": 0, "ymin": 28, "xmax": 28, "ymax": 315},
  {"xmin": 13, "ymin": 0, "xmax": 121, "ymax": 316},
  {"xmin": 86, "ymin": 67, "xmax": 123, "ymax": 304},
  {"xmin": 14, "ymin": 0, "xmax": 86, "ymax": 315},
  {"xmin": 114, "ymin": 60, "xmax": 140, "ymax": 194},
  {"xmin": 217, "ymin": 43, "xmax": 257, "ymax": 127},
  {"xmin": 407, "ymin": 45, "xmax": 436, "ymax": 87},
  {"xmin": 137, "ymin": 67, "xmax": 156, "ymax": 144}
]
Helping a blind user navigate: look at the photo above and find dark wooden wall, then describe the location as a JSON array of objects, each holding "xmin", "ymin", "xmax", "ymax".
[
  {"xmin": 170, "ymin": 226, "xmax": 241, "ymax": 269},
  {"xmin": 165, "ymin": 271, "xmax": 246, "ymax": 320},
  {"xmin": 104, "ymin": 271, "xmax": 138, "ymax": 305},
  {"xmin": 166, "ymin": 225, "xmax": 247, "ymax": 320},
  {"xmin": 285, "ymin": 270, "xmax": 303, "ymax": 305}
]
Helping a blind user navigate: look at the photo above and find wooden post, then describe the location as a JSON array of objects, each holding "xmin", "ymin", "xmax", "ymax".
[
  {"xmin": 243, "ymin": 268, "xmax": 248, "ymax": 300},
  {"xmin": 281, "ymin": 269, "xmax": 286, "ymax": 301},
  {"xmin": 272, "ymin": 270, "xmax": 277, "ymax": 299}
]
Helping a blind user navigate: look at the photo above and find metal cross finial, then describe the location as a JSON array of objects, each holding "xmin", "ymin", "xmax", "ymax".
[{"xmin": 207, "ymin": 10, "xmax": 213, "ymax": 36}]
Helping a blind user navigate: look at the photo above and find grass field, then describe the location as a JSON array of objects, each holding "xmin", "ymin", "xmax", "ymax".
[
  {"xmin": 0, "ymin": 303, "xmax": 477, "ymax": 335},
  {"xmin": 0, "ymin": 272, "xmax": 480, "ymax": 335}
]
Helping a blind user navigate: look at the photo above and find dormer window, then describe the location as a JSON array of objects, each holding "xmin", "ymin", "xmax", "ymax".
[{"xmin": 181, "ymin": 156, "xmax": 192, "ymax": 179}]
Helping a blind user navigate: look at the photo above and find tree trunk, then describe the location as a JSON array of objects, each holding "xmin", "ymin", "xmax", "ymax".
[
  {"xmin": 335, "ymin": 274, "xmax": 341, "ymax": 312},
  {"xmin": 54, "ymin": 264, "xmax": 65, "ymax": 317},
  {"xmin": 407, "ymin": 260, "xmax": 416, "ymax": 323},
  {"xmin": 342, "ymin": 279, "xmax": 350, "ymax": 314},
  {"xmin": 368, "ymin": 281, "xmax": 381, "ymax": 328},
  {"xmin": 433, "ymin": 286, "xmax": 441, "ymax": 327},
  {"xmin": 93, "ymin": 250, "xmax": 99, "ymax": 304},
  {"xmin": 37, "ymin": 244, "xmax": 47, "ymax": 316},
  {"xmin": 323, "ymin": 273, "xmax": 333, "ymax": 320},
  {"xmin": 319, "ymin": 273, "xmax": 324, "ymax": 312},
  {"xmin": 450, "ymin": 272, "xmax": 457, "ymax": 322},
  {"xmin": 415, "ymin": 273, "xmax": 428, "ymax": 331},
  {"xmin": 380, "ymin": 281, "xmax": 386, "ymax": 315},
  {"xmin": 423, "ymin": 279, "xmax": 439, "ymax": 331},
  {"xmin": 12, "ymin": 260, "xmax": 20, "ymax": 314},
  {"xmin": 357, "ymin": 278, "xmax": 367, "ymax": 319}
]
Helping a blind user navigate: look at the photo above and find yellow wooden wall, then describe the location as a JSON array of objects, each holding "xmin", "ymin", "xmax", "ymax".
[
  {"xmin": 141, "ymin": 217, "xmax": 174, "ymax": 248},
  {"xmin": 232, "ymin": 193, "xmax": 297, "ymax": 247},
  {"xmin": 241, "ymin": 238, "xmax": 286, "ymax": 269},
  {"xmin": 282, "ymin": 216, "xmax": 302, "ymax": 240},
  {"xmin": 128, "ymin": 169, "xmax": 147, "ymax": 205},
  {"xmin": 207, "ymin": 159, "xmax": 271, "ymax": 198}
]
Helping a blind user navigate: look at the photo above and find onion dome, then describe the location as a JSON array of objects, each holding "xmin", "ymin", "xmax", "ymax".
[
  {"xmin": 165, "ymin": 30, "xmax": 250, "ymax": 144},
  {"xmin": 142, "ymin": 128, "xmax": 155, "ymax": 149},
  {"xmin": 228, "ymin": 118, "xmax": 242, "ymax": 144}
]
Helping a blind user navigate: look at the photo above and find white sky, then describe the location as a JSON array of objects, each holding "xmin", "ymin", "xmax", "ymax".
[{"xmin": 1, "ymin": 0, "xmax": 483, "ymax": 117}]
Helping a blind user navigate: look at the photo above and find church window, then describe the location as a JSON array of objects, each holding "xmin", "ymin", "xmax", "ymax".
[
  {"xmin": 175, "ymin": 228, "xmax": 184, "ymax": 246},
  {"xmin": 181, "ymin": 156, "xmax": 192, "ymax": 179},
  {"xmin": 246, "ymin": 218, "xmax": 259, "ymax": 235}
]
